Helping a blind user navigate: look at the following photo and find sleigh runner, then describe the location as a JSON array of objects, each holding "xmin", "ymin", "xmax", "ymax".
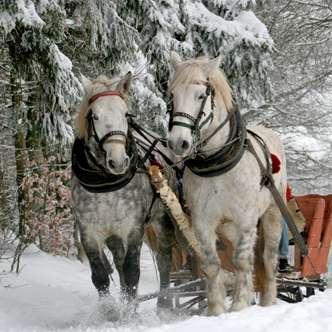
[{"xmin": 141, "ymin": 165, "xmax": 332, "ymax": 311}]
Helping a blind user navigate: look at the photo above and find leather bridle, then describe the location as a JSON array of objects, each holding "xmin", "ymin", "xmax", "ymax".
[
  {"xmin": 169, "ymin": 81, "xmax": 230, "ymax": 150},
  {"xmin": 169, "ymin": 82, "xmax": 214, "ymax": 141},
  {"xmin": 86, "ymin": 90, "xmax": 128, "ymax": 151}
]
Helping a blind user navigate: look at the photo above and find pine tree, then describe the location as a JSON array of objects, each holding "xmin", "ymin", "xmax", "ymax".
[
  {"xmin": 1, "ymin": 0, "xmax": 82, "ymax": 150},
  {"xmin": 117, "ymin": 0, "xmax": 273, "ymax": 132},
  {"xmin": 0, "ymin": 0, "xmax": 273, "ymax": 255}
]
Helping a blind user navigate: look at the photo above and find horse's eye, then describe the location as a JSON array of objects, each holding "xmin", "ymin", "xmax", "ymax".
[
  {"xmin": 198, "ymin": 94, "xmax": 206, "ymax": 100},
  {"xmin": 93, "ymin": 113, "xmax": 99, "ymax": 120}
]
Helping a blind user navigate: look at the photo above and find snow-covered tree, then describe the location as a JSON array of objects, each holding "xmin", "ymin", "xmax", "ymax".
[
  {"xmin": 0, "ymin": 45, "xmax": 19, "ymax": 255},
  {"xmin": 255, "ymin": 1, "xmax": 332, "ymax": 194},
  {"xmin": 1, "ymin": 0, "xmax": 82, "ymax": 149},
  {"xmin": 0, "ymin": 0, "xmax": 274, "ymax": 255},
  {"xmin": 116, "ymin": 0, "xmax": 273, "ymax": 132}
]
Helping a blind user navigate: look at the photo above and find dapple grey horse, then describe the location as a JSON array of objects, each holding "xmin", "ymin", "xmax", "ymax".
[{"xmin": 71, "ymin": 72, "xmax": 175, "ymax": 317}]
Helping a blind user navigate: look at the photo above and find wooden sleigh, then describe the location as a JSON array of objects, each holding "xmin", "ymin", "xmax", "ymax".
[
  {"xmin": 140, "ymin": 167, "xmax": 332, "ymax": 311},
  {"xmin": 277, "ymin": 194, "xmax": 332, "ymax": 302}
]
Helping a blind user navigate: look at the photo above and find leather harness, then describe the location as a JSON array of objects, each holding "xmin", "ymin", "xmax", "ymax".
[
  {"xmin": 168, "ymin": 83, "xmax": 308, "ymax": 256},
  {"xmin": 72, "ymin": 90, "xmax": 174, "ymax": 193}
]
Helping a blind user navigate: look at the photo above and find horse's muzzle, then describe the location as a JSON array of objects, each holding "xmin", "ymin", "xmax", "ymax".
[{"xmin": 106, "ymin": 155, "xmax": 130, "ymax": 175}]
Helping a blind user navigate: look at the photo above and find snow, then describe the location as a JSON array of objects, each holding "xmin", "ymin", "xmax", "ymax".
[
  {"xmin": 282, "ymin": 127, "xmax": 331, "ymax": 160},
  {"xmin": 184, "ymin": 2, "xmax": 271, "ymax": 46},
  {"xmin": 1, "ymin": 245, "xmax": 332, "ymax": 332},
  {"xmin": 0, "ymin": 0, "xmax": 44, "ymax": 33}
]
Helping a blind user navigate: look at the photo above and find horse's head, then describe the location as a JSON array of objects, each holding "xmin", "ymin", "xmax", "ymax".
[
  {"xmin": 167, "ymin": 52, "xmax": 233, "ymax": 158},
  {"xmin": 78, "ymin": 72, "xmax": 133, "ymax": 175}
]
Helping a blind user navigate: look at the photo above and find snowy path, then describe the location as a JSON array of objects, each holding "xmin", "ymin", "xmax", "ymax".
[{"xmin": 0, "ymin": 246, "xmax": 331, "ymax": 332}]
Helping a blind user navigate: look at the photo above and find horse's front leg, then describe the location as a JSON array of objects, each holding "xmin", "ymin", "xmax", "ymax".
[
  {"xmin": 193, "ymin": 217, "xmax": 226, "ymax": 315},
  {"xmin": 231, "ymin": 221, "xmax": 257, "ymax": 311},
  {"xmin": 81, "ymin": 233, "xmax": 110, "ymax": 296},
  {"xmin": 122, "ymin": 229, "xmax": 144, "ymax": 301}
]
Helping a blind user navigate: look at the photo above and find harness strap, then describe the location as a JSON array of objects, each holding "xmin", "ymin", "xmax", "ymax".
[
  {"xmin": 88, "ymin": 90, "xmax": 124, "ymax": 105},
  {"xmin": 99, "ymin": 130, "xmax": 127, "ymax": 148},
  {"xmin": 186, "ymin": 107, "xmax": 246, "ymax": 177},
  {"xmin": 129, "ymin": 118, "xmax": 177, "ymax": 168},
  {"xmin": 199, "ymin": 112, "xmax": 213, "ymax": 130},
  {"xmin": 170, "ymin": 83, "xmax": 214, "ymax": 138},
  {"xmin": 172, "ymin": 121, "xmax": 194, "ymax": 130},
  {"xmin": 245, "ymin": 137, "xmax": 308, "ymax": 257},
  {"xmin": 198, "ymin": 112, "xmax": 230, "ymax": 148}
]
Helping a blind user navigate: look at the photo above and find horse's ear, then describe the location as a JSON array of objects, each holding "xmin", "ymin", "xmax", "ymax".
[
  {"xmin": 170, "ymin": 51, "xmax": 182, "ymax": 69},
  {"xmin": 117, "ymin": 71, "xmax": 132, "ymax": 99},
  {"xmin": 81, "ymin": 74, "xmax": 92, "ymax": 94},
  {"xmin": 205, "ymin": 55, "xmax": 222, "ymax": 75}
]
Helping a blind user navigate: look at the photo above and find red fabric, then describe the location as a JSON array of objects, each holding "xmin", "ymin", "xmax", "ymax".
[
  {"xmin": 271, "ymin": 153, "xmax": 281, "ymax": 174},
  {"xmin": 286, "ymin": 184, "xmax": 293, "ymax": 202}
]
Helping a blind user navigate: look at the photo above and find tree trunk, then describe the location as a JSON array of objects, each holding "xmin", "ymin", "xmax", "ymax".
[{"xmin": 0, "ymin": 46, "xmax": 20, "ymax": 246}]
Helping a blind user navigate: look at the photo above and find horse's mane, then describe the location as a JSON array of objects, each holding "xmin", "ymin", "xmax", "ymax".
[
  {"xmin": 76, "ymin": 75, "xmax": 121, "ymax": 138},
  {"xmin": 169, "ymin": 57, "xmax": 233, "ymax": 112}
]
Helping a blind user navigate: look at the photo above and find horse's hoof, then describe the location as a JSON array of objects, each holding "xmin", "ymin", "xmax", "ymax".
[
  {"xmin": 230, "ymin": 300, "xmax": 248, "ymax": 312},
  {"xmin": 157, "ymin": 306, "xmax": 176, "ymax": 320},
  {"xmin": 207, "ymin": 305, "xmax": 225, "ymax": 316},
  {"xmin": 157, "ymin": 295, "xmax": 173, "ymax": 310},
  {"xmin": 98, "ymin": 287, "xmax": 110, "ymax": 298},
  {"xmin": 260, "ymin": 296, "xmax": 276, "ymax": 306},
  {"xmin": 98, "ymin": 297, "xmax": 121, "ymax": 321}
]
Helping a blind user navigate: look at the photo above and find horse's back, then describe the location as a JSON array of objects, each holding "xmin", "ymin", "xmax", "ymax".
[{"xmin": 248, "ymin": 125, "xmax": 285, "ymax": 160}]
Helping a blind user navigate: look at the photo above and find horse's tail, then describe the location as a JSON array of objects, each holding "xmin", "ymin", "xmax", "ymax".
[
  {"xmin": 144, "ymin": 224, "xmax": 188, "ymax": 272},
  {"xmin": 254, "ymin": 219, "xmax": 266, "ymax": 294},
  {"xmin": 144, "ymin": 225, "xmax": 159, "ymax": 252}
]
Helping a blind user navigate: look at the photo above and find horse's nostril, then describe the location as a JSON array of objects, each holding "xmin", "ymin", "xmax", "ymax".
[
  {"xmin": 123, "ymin": 156, "xmax": 130, "ymax": 168},
  {"xmin": 181, "ymin": 140, "xmax": 189, "ymax": 150},
  {"xmin": 108, "ymin": 159, "xmax": 115, "ymax": 169}
]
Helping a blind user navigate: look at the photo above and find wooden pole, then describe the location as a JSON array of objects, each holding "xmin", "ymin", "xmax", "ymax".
[{"xmin": 148, "ymin": 165, "xmax": 211, "ymax": 275}]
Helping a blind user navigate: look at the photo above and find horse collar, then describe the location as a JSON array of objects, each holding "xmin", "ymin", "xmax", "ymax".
[
  {"xmin": 185, "ymin": 107, "xmax": 247, "ymax": 177},
  {"xmin": 71, "ymin": 132, "xmax": 138, "ymax": 193}
]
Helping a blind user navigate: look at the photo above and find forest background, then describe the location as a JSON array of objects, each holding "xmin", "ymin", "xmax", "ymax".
[{"xmin": 0, "ymin": 0, "xmax": 331, "ymax": 259}]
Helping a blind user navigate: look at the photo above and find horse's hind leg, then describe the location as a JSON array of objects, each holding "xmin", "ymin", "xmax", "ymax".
[
  {"xmin": 231, "ymin": 221, "xmax": 257, "ymax": 311},
  {"xmin": 81, "ymin": 234, "xmax": 110, "ymax": 296},
  {"xmin": 260, "ymin": 204, "xmax": 282, "ymax": 306}
]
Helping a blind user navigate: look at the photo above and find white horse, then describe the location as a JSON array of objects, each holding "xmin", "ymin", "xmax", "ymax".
[{"xmin": 167, "ymin": 52, "xmax": 287, "ymax": 315}]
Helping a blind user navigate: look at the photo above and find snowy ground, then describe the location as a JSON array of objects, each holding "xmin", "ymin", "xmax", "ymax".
[{"xmin": 1, "ymin": 245, "xmax": 332, "ymax": 332}]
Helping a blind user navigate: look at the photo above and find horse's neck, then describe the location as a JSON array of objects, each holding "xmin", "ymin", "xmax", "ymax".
[{"xmin": 199, "ymin": 105, "xmax": 230, "ymax": 156}]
